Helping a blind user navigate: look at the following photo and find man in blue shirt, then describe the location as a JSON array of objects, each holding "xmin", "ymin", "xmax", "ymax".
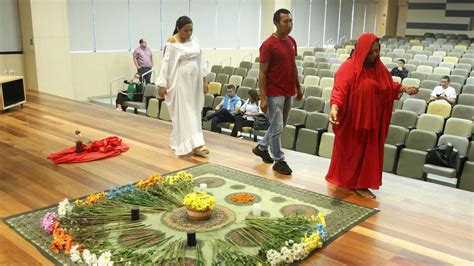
[{"xmin": 206, "ymin": 84, "xmax": 241, "ymax": 133}]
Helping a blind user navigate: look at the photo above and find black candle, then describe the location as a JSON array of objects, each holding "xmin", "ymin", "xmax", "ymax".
[
  {"xmin": 187, "ymin": 231, "xmax": 196, "ymax": 246},
  {"xmin": 131, "ymin": 207, "xmax": 139, "ymax": 221}
]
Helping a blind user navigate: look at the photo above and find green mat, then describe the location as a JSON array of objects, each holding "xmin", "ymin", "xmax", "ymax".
[{"xmin": 4, "ymin": 163, "xmax": 378, "ymax": 264}]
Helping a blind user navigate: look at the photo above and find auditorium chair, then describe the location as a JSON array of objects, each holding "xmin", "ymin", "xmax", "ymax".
[
  {"xmin": 242, "ymin": 77, "xmax": 257, "ymax": 89},
  {"xmin": 206, "ymin": 72, "xmax": 216, "ymax": 83},
  {"xmin": 228, "ymin": 75, "xmax": 243, "ymax": 87},
  {"xmin": 457, "ymin": 94, "xmax": 474, "ymax": 107},
  {"xmin": 303, "ymin": 97, "xmax": 325, "ymax": 112},
  {"xmin": 318, "ymin": 123, "xmax": 334, "ymax": 159},
  {"xmin": 426, "ymin": 73, "xmax": 444, "ymax": 82},
  {"xmin": 409, "ymin": 71, "xmax": 427, "ymax": 81},
  {"xmin": 402, "ymin": 98, "xmax": 427, "ymax": 115},
  {"xmin": 416, "ymin": 114, "xmax": 445, "ymax": 137},
  {"xmin": 396, "ymin": 129, "xmax": 438, "ymax": 179},
  {"xmin": 215, "ymin": 73, "xmax": 229, "ymax": 84},
  {"xmin": 319, "ymin": 77, "xmax": 334, "ymax": 89},
  {"xmin": 295, "ymin": 112, "xmax": 329, "ymax": 155},
  {"xmin": 451, "ymin": 105, "xmax": 474, "ymax": 121},
  {"xmin": 211, "ymin": 65, "xmax": 223, "ymax": 74},
  {"xmin": 451, "ymin": 69, "xmax": 468, "ymax": 79},
  {"xmin": 423, "ymin": 135, "xmax": 469, "ymax": 185},
  {"xmin": 383, "ymin": 125, "xmax": 409, "ymax": 173},
  {"xmin": 426, "ymin": 102, "xmax": 452, "ymax": 118},
  {"xmin": 420, "ymin": 80, "xmax": 438, "ymax": 90},
  {"xmin": 208, "ymin": 82, "xmax": 222, "ymax": 96},
  {"xmin": 391, "ymin": 110, "xmax": 418, "ymax": 129},
  {"xmin": 318, "ymin": 69, "xmax": 333, "ymax": 78},
  {"xmin": 448, "ymin": 75, "xmax": 465, "ymax": 86},
  {"xmin": 304, "ymin": 86, "xmax": 322, "ymax": 98},
  {"xmin": 281, "ymin": 109, "xmax": 307, "ymax": 150},
  {"xmin": 233, "ymin": 67, "xmax": 248, "ymax": 78},
  {"xmin": 433, "ymin": 67, "xmax": 451, "ymax": 76},
  {"xmin": 412, "ymin": 88, "xmax": 432, "ymax": 102},
  {"xmin": 146, "ymin": 98, "xmax": 159, "ymax": 118},
  {"xmin": 158, "ymin": 101, "xmax": 171, "ymax": 121},
  {"xmin": 239, "ymin": 61, "xmax": 252, "ymax": 70},
  {"xmin": 303, "ymin": 67, "xmax": 318, "ymax": 77},
  {"xmin": 461, "ymin": 85, "xmax": 474, "ymax": 94},
  {"xmin": 236, "ymin": 86, "xmax": 251, "ymax": 100},
  {"xmin": 303, "ymin": 61, "xmax": 316, "ymax": 68},
  {"xmin": 444, "ymin": 118, "xmax": 472, "ymax": 138},
  {"xmin": 439, "ymin": 62, "xmax": 455, "ymax": 70},
  {"xmin": 458, "ymin": 141, "xmax": 474, "ymax": 192},
  {"xmin": 321, "ymin": 87, "xmax": 333, "ymax": 101},
  {"xmin": 292, "ymin": 97, "xmax": 305, "ymax": 109},
  {"xmin": 222, "ymin": 66, "xmax": 235, "ymax": 76},
  {"xmin": 455, "ymin": 63, "xmax": 472, "ymax": 72},
  {"xmin": 317, "ymin": 62, "xmax": 330, "ymax": 70},
  {"xmin": 123, "ymin": 84, "xmax": 157, "ymax": 114},
  {"xmin": 246, "ymin": 69, "xmax": 259, "ymax": 79},
  {"xmin": 303, "ymin": 76, "xmax": 320, "ymax": 87}
]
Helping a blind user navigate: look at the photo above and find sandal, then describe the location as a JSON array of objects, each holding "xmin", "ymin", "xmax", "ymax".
[
  {"xmin": 193, "ymin": 146, "xmax": 209, "ymax": 156},
  {"xmin": 354, "ymin": 189, "xmax": 376, "ymax": 199}
]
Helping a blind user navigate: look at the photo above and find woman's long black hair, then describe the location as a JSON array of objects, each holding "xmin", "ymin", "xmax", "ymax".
[{"xmin": 173, "ymin": 16, "xmax": 193, "ymax": 35}]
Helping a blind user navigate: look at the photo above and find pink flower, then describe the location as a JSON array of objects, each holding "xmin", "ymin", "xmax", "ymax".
[{"xmin": 40, "ymin": 212, "xmax": 56, "ymax": 233}]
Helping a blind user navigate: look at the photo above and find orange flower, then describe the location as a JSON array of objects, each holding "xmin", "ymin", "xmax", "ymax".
[
  {"xmin": 229, "ymin": 193, "xmax": 256, "ymax": 204},
  {"xmin": 136, "ymin": 174, "xmax": 163, "ymax": 189},
  {"xmin": 50, "ymin": 221, "xmax": 77, "ymax": 254},
  {"xmin": 75, "ymin": 192, "xmax": 107, "ymax": 206}
]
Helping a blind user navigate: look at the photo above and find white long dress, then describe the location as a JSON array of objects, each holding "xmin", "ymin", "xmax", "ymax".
[{"xmin": 156, "ymin": 37, "xmax": 207, "ymax": 155}]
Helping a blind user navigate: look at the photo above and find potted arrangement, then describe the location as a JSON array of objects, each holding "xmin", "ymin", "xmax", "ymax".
[{"xmin": 183, "ymin": 191, "xmax": 216, "ymax": 221}]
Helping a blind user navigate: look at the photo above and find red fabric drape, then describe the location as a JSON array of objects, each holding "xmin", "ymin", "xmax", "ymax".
[
  {"xmin": 47, "ymin": 137, "xmax": 129, "ymax": 164},
  {"xmin": 325, "ymin": 33, "xmax": 401, "ymax": 190}
]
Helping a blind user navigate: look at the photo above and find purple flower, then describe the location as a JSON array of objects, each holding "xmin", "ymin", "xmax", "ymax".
[{"xmin": 40, "ymin": 212, "xmax": 56, "ymax": 233}]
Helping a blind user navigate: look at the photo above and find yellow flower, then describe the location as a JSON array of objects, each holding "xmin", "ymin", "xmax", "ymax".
[
  {"xmin": 165, "ymin": 171, "xmax": 193, "ymax": 185},
  {"xmin": 302, "ymin": 232, "xmax": 323, "ymax": 252},
  {"xmin": 183, "ymin": 191, "xmax": 216, "ymax": 211},
  {"xmin": 317, "ymin": 213, "xmax": 326, "ymax": 227}
]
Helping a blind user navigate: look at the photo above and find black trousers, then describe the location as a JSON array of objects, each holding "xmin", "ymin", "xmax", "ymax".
[
  {"xmin": 207, "ymin": 109, "xmax": 235, "ymax": 133},
  {"xmin": 231, "ymin": 116, "xmax": 254, "ymax": 137},
  {"xmin": 116, "ymin": 92, "xmax": 129, "ymax": 111}
]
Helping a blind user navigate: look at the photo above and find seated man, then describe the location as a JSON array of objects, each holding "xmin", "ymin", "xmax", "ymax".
[
  {"xmin": 390, "ymin": 59, "xmax": 409, "ymax": 80},
  {"xmin": 116, "ymin": 73, "xmax": 144, "ymax": 111},
  {"xmin": 430, "ymin": 76, "xmax": 456, "ymax": 105},
  {"xmin": 206, "ymin": 84, "xmax": 241, "ymax": 133}
]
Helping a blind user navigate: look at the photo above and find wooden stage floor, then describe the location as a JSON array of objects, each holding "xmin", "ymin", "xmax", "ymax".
[{"xmin": 0, "ymin": 91, "xmax": 472, "ymax": 265}]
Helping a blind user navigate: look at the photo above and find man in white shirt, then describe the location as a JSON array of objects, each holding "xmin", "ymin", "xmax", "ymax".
[{"xmin": 430, "ymin": 76, "xmax": 456, "ymax": 105}]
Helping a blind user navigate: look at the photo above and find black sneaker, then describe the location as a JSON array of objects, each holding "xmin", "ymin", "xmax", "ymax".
[
  {"xmin": 252, "ymin": 146, "xmax": 274, "ymax": 163},
  {"xmin": 273, "ymin": 161, "xmax": 292, "ymax": 175}
]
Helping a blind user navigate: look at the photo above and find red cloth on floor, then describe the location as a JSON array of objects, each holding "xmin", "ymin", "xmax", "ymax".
[
  {"xmin": 325, "ymin": 33, "xmax": 401, "ymax": 190},
  {"xmin": 47, "ymin": 136, "xmax": 129, "ymax": 164}
]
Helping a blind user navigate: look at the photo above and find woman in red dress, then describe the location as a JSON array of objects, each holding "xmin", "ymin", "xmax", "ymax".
[{"xmin": 326, "ymin": 33, "xmax": 418, "ymax": 198}]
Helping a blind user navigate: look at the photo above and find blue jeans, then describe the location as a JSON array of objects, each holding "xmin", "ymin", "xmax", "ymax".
[
  {"xmin": 139, "ymin": 67, "xmax": 152, "ymax": 84},
  {"xmin": 258, "ymin": 96, "xmax": 292, "ymax": 161}
]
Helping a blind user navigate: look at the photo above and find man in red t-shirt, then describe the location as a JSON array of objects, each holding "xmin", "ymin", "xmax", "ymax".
[{"xmin": 252, "ymin": 8, "xmax": 303, "ymax": 175}]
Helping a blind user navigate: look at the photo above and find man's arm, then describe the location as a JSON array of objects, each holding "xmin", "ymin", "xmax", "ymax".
[
  {"xmin": 259, "ymin": 62, "xmax": 269, "ymax": 112},
  {"xmin": 294, "ymin": 65, "xmax": 303, "ymax": 100},
  {"xmin": 133, "ymin": 57, "xmax": 140, "ymax": 70}
]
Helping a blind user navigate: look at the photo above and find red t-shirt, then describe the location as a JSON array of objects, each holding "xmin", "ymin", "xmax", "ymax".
[{"xmin": 259, "ymin": 35, "xmax": 297, "ymax": 97}]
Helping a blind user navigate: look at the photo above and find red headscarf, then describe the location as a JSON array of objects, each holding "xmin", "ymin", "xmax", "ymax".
[{"xmin": 348, "ymin": 33, "xmax": 395, "ymax": 141}]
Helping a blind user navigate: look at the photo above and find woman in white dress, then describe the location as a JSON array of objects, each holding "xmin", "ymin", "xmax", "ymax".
[{"xmin": 157, "ymin": 16, "xmax": 209, "ymax": 156}]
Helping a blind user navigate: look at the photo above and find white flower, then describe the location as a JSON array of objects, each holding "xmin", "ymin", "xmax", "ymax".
[
  {"xmin": 97, "ymin": 251, "xmax": 113, "ymax": 266},
  {"xmin": 58, "ymin": 198, "xmax": 73, "ymax": 218},
  {"xmin": 70, "ymin": 245, "xmax": 82, "ymax": 263},
  {"xmin": 82, "ymin": 249, "xmax": 98, "ymax": 265}
]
